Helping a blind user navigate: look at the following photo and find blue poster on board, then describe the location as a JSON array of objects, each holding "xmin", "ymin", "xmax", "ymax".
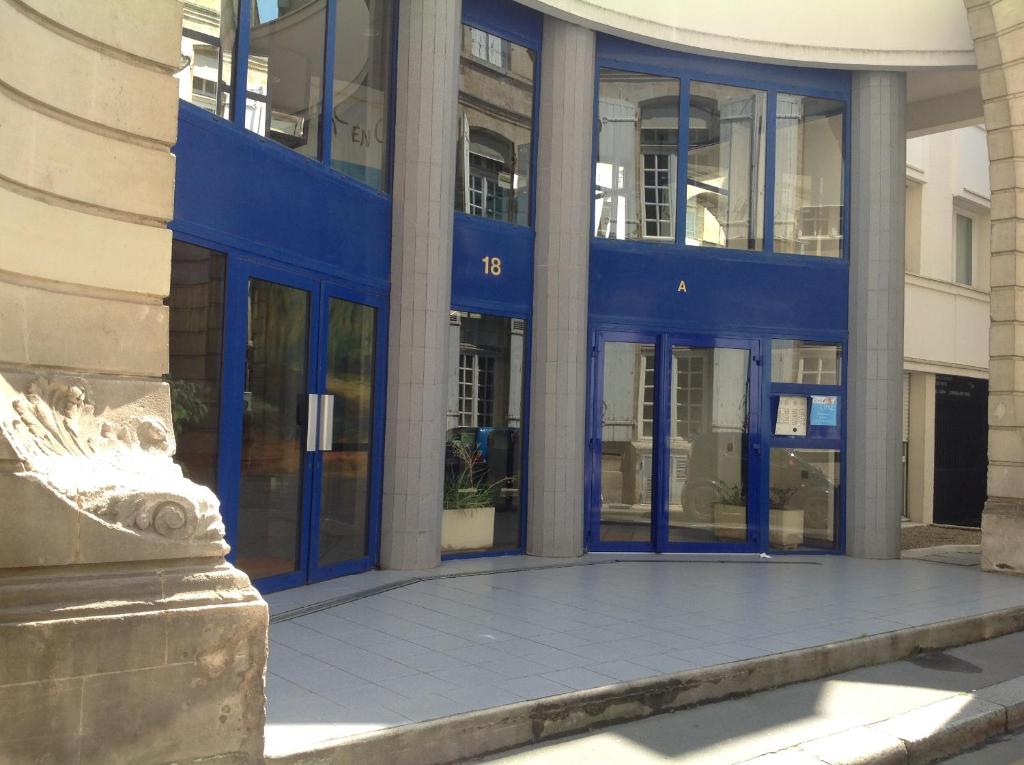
[{"xmin": 810, "ymin": 395, "xmax": 838, "ymax": 427}]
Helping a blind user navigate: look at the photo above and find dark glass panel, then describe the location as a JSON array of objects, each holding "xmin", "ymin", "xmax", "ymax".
[
  {"xmin": 769, "ymin": 448, "xmax": 840, "ymax": 550},
  {"xmin": 167, "ymin": 241, "xmax": 226, "ymax": 492},
  {"xmin": 236, "ymin": 278, "xmax": 310, "ymax": 579},
  {"xmin": 318, "ymin": 298, "xmax": 376, "ymax": 567},
  {"xmin": 179, "ymin": 0, "xmax": 239, "ymax": 118},
  {"xmin": 443, "ymin": 313, "xmax": 526, "ymax": 552}
]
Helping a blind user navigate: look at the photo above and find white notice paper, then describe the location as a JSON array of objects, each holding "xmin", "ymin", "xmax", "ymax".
[{"xmin": 775, "ymin": 395, "xmax": 807, "ymax": 437}]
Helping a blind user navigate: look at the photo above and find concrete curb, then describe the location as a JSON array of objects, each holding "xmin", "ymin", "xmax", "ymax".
[{"xmin": 265, "ymin": 606, "xmax": 1024, "ymax": 765}]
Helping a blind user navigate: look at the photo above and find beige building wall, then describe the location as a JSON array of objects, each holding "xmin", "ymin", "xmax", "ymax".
[
  {"xmin": 0, "ymin": 2, "xmax": 267, "ymax": 762},
  {"xmin": 903, "ymin": 125, "xmax": 991, "ymax": 524}
]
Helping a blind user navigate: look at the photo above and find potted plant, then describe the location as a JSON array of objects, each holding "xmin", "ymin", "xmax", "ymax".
[
  {"xmin": 769, "ymin": 486, "xmax": 805, "ymax": 547},
  {"xmin": 441, "ymin": 439, "xmax": 499, "ymax": 552},
  {"xmin": 713, "ymin": 482, "xmax": 747, "ymax": 541}
]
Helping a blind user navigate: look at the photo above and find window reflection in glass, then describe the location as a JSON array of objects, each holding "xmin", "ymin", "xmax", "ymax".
[
  {"xmin": 329, "ymin": 0, "xmax": 392, "ymax": 191},
  {"xmin": 245, "ymin": 0, "xmax": 327, "ymax": 158},
  {"xmin": 167, "ymin": 241, "xmax": 226, "ymax": 492},
  {"xmin": 671, "ymin": 348, "xmax": 749, "ymax": 543},
  {"xmin": 774, "ymin": 95, "xmax": 845, "ymax": 258},
  {"xmin": 179, "ymin": 0, "xmax": 238, "ymax": 118},
  {"xmin": 599, "ymin": 341, "xmax": 654, "ymax": 542},
  {"xmin": 771, "ymin": 340, "xmax": 842, "ymax": 385},
  {"xmin": 236, "ymin": 279, "xmax": 310, "ymax": 580},
  {"xmin": 687, "ymin": 82, "xmax": 766, "ymax": 250},
  {"xmin": 595, "ymin": 70, "xmax": 679, "ymax": 241},
  {"xmin": 769, "ymin": 448, "xmax": 839, "ymax": 550},
  {"xmin": 443, "ymin": 313, "xmax": 525, "ymax": 552},
  {"xmin": 319, "ymin": 299, "xmax": 376, "ymax": 568},
  {"xmin": 455, "ymin": 26, "xmax": 535, "ymax": 225}
]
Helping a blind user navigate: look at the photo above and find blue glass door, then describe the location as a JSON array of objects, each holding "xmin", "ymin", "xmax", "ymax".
[
  {"xmin": 590, "ymin": 332, "xmax": 761, "ymax": 552},
  {"xmin": 219, "ymin": 261, "xmax": 383, "ymax": 592}
]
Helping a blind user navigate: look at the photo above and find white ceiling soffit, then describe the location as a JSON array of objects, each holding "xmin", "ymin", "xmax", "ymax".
[{"xmin": 519, "ymin": 0, "xmax": 977, "ymax": 71}]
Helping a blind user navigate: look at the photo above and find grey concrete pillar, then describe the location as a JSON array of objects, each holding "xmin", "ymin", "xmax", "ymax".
[
  {"xmin": 380, "ymin": 0, "xmax": 461, "ymax": 570},
  {"xmin": 846, "ymin": 71, "xmax": 907, "ymax": 559},
  {"xmin": 526, "ymin": 18, "xmax": 595, "ymax": 557}
]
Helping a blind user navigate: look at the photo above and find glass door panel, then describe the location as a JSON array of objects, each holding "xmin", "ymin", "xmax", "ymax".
[
  {"xmin": 668, "ymin": 346, "xmax": 750, "ymax": 544},
  {"xmin": 236, "ymin": 278, "xmax": 311, "ymax": 579},
  {"xmin": 317, "ymin": 297, "xmax": 377, "ymax": 568},
  {"xmin": 598, "ymin": 341, "xmax": 655, "ymax": 545}
]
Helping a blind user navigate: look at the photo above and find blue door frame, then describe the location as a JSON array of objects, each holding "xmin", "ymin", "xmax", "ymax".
[
  {"xmin": 218, "ymin": 255, "xmax": 387, "ymax": 594},
  {"xmin": 588, "ymin": 330, "xmax": 762, "ymax": 553}
]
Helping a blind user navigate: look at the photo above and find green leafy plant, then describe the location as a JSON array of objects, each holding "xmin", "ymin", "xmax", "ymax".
[
  {"xmin": 443, "ymin": 439, "xmax": 500, "ymax": 510},
  {"xmin": 167, "ymin": 379, "xmax": 209, "ymax": 439},
  {"xmin": 714, "ymin": 482, "xmax": 746, "ymax": 506},
  {"xmin": 769, "ymin": 486, "xmax": 798, "ymax": 510}
]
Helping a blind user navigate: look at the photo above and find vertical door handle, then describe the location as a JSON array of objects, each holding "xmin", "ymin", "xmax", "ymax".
[
  {"xmin": 318, "ymin": 394, "xmax": 335, "ymax": 451},
  {"xmin": 306, "ymin": 394, "xmax": 319, "ymax": 452}
]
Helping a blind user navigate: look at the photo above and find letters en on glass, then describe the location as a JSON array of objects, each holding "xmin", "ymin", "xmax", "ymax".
[
  {"xmin": 455, "ymin": 26, "xmax": 536, "ymax": 225},
  {"xmin": 686, "ymin": 81, "xmax": 766, "ymax": 250},
  {"xmin": 329, "ymin": 0, "xmax": 393, "ymax": 191},
  {"xmin": 595, "ymin": 69, "xmax": 680, "ymax": 241},
  {"xmin": 443, "ymin": 313, "xmax": 526, "ymax": 553},
  {"xmin": 773, "ymin": 95, "xmax": 845, "ymax": 258}
]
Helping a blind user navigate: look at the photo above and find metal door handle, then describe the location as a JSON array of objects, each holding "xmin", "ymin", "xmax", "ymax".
[
  {"xmin": 305, "ymin": 394, "xmax": 318, "ymax": 452},
  {"xmin": 318, "ymin": 394, "xmax": 335, "ymax": 451}
]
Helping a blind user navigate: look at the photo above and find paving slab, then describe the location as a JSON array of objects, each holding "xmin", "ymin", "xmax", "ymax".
[{"xmin": 262, "ymin": 554, "xmax": 1024, "ymax": 763}]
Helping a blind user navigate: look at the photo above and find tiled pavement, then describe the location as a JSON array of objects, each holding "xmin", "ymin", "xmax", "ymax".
[{"xmin": 263, "ymin": 554, "xmax": 1024, "ymax": 758}]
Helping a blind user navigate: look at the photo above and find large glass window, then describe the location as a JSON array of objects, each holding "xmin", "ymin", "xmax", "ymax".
[
  {"xmin": 455, "ymin": 25, "xmax": 535, "ymax": 225},
  {"xmin": 443, "ymin": 313, "xmax": 525, "ymax": 553},
  {"xmin": 167, "ymin": 241, "xmax": 227, "ymax": 492},
  {"xmin": 245, "ymin": 0, "xmax": 328, "ymax": 159},
  {"xmin": 687, "ymin": 82, "xmax": 766, "ymax": 250},
  {"xmin": 773, "ymin": 95, "xmax": 845, "ymax": 258},
  {"xmin": 329, "ymin": 0, "xmax": 393, "ymax": 191},
  {"xmin": 769, "ymin": 448, "xmax": 839, "ymax": 550},
  {"xmin": 595, "ymin": 70, "xmax": 679, "ymax": 241},
  {"xmin": 179, "ymin": 0, "xmax": 239, "ymax": 118}
]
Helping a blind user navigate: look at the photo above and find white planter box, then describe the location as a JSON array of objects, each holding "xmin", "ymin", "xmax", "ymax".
[
  {"xmin": 770, "ymin": 508, "xmax": 805, "ymax": 547},
  {"xmin": 441, "ymin": 506, "xmax": 495, "ymax": 552},
  {"xmin": 713, "ymin": 503, "xmax": 747, "ymax": 541}
]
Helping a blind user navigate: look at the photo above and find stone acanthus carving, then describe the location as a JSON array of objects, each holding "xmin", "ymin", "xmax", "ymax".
[{"xmin": 3, "ymin": 377, "xmax": 225, "ymax": 546}]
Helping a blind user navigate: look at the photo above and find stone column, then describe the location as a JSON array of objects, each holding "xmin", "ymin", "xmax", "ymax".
[
  {"xmin": 526, "ymin": 18, "xmax": 595, "ymax": 557},
  {"xmin": 0, "ymin": 2, "xmax": 267, "ymax": 763},
  {"xmin": 846, "ymin": 71, "xmax": 907, "ymax": 559},
  {"xmin": 965, "ymin": 0, "xmax": 1024, "ymax": 574},
  {"xmin": 380, "ymin": 0, "xmax": 461, "ymax": 569},
  {"xmin": 906, "ymin": 372, "xmax": 937, "ymax": 525}
]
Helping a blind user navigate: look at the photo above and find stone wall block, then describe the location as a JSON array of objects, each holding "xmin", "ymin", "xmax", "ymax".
[
  {"xmin": 990, "ymin": 218, "xmax": 1024, "ymax": 254},
  {"xmin": 0, "ymin": 0, "xmax": 178, "ymax": 145},
  {"xmin": 0, "ymin": 614, "xmax": 166, "ymax": 686},
  {"xmin": 0, "ymin": 281, "xmax": 169, "ymax": 378},
  {"xmin": 967, "ymin": 3, "xmax": 997, "ymax": 39},
  {"xmin": 19, "ymin": 0, "xmax": 183, "ymax": 70},
  {"xmin": 982, "ymin": 499, "xmax": 1024, "ymax": 573},
  {"xmin": 989, "ymin": 358, "xmax": 1024, "ymax": 392},
  {"xmin": 991, "ymin": 187, "xmax": 1024, "ymax": 220},
  {"xmin": 990, "ymin": 392, "xmax": 1024, "ymax": 426},
  {"xmin": 992, "ymin": 0, "xmax": 1024, "ymax": 31},
  {"xmin": 0, "ymin": 90, "xmax": 175, "ymax": 222},
  {"xmin": 0, "ymin": 188, "xmax": 172, "ymax": 298},
  {"xmin": 0, "ymin": 678, "xmax": 83, "ymax": 765},
  {"xmin": 990, "ymin": 252, "xmax": 1024, "ymax": 286},
  {"xmin": 990, "ymin": 427, "xmax": 1024, "ymax": 463},
  {"xmin": 986, "ymin": 125, "xmax": 1024, "ymax": 162},
  {"xmin": 989, "ymin": 462, "xmax": 1024, "ymax": 500}
]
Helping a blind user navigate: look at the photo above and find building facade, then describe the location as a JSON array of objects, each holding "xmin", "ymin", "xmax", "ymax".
[
  {"xmin": 161, "ymin": 0, "xmax": 980, "ymax": 592},
  {"xmin": 903, "ymin": 126, "xmax": 993, "ymax": 529},
  {"xmin": 6, "ymin": 1, "xmax": 1024, "ymax": 762}
]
